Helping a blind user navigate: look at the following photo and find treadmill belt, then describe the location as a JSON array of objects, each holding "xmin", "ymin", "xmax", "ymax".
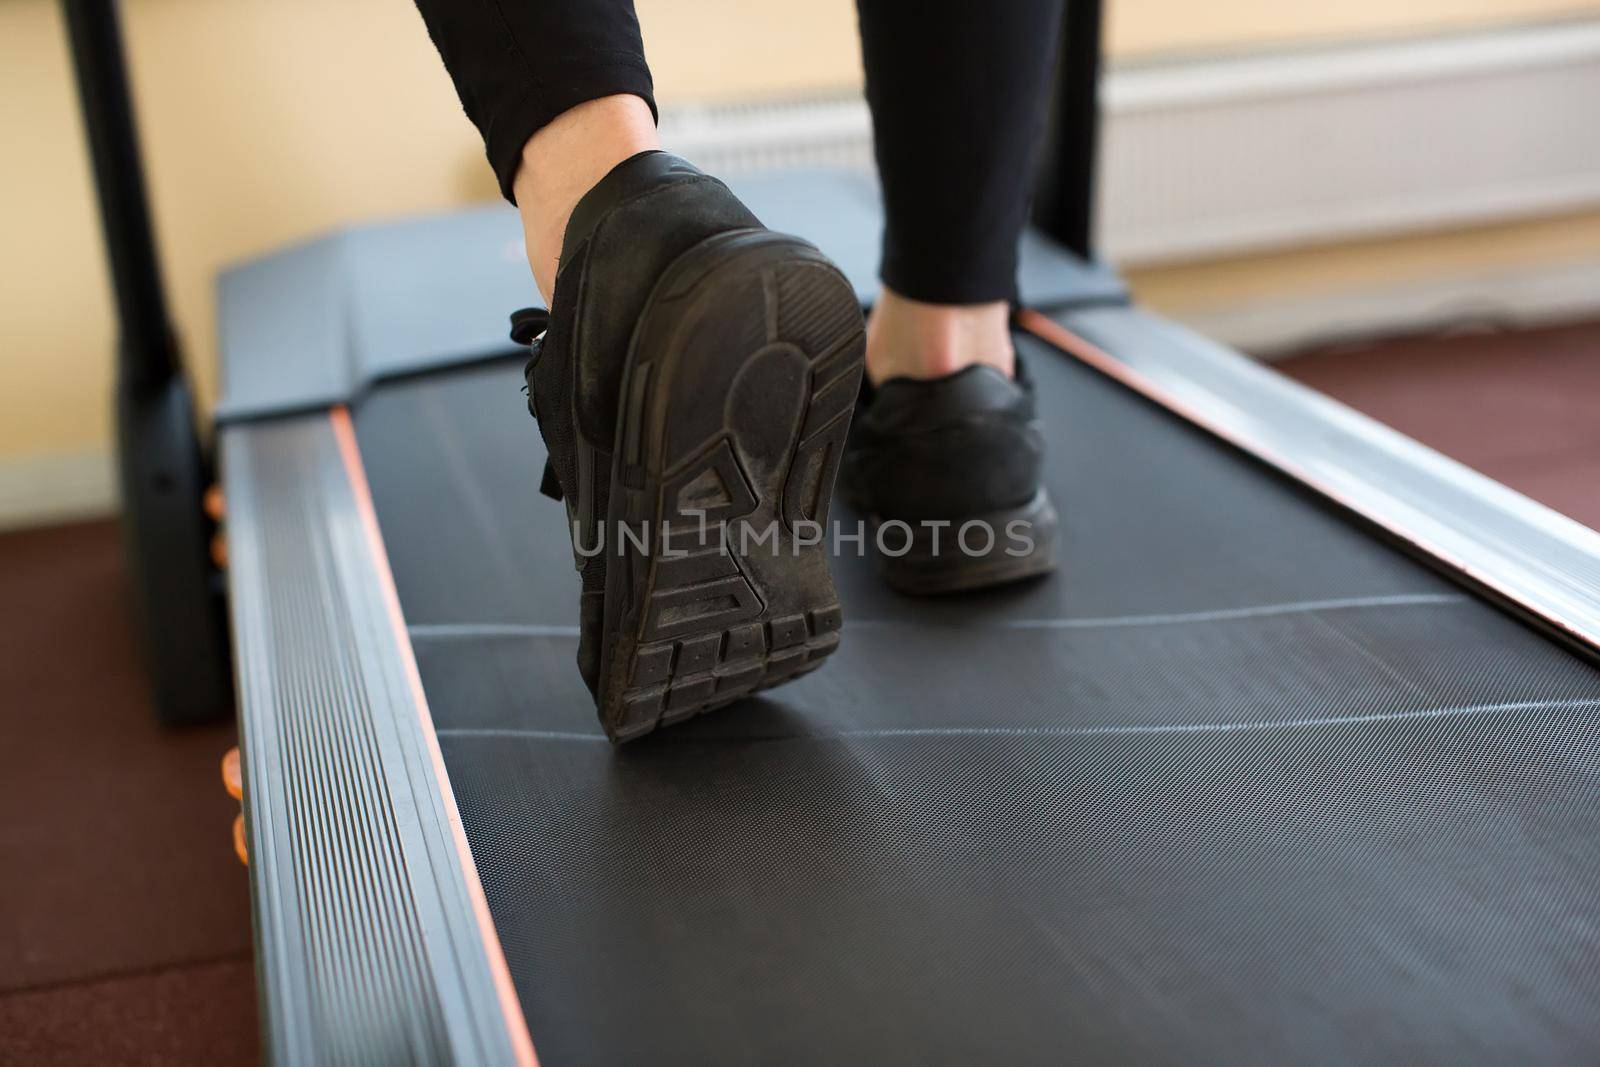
[{"xmin": 354, "ymin": 333, "xmax": 1600, "ymax": 1063}]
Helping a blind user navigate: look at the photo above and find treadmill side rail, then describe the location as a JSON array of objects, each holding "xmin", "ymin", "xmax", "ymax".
[
  {"xmin": 224, "ymin": 412, "xmax": 532, "ymax": 1066},
  {"xmin": 1023, "ymin": 305, "xmax": 1600, "ymax": 660}
]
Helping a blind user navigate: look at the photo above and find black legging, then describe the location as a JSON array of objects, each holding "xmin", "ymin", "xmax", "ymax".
[{"xmin": 412, "ymin": 0, "xmax": 1065, "ymax": 304}]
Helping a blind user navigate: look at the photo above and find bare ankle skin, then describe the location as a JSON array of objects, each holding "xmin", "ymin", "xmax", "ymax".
[
  {"xmin": 865, "ymin": 287, "xmax": 1015, "ymax": 384},
  {"xmin": 511, "ymin": 94, "xmax": 660, "ymax": 302}
]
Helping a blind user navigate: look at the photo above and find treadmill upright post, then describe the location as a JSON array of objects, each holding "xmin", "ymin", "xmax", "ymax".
[
  {"xmin": 1032, "ymin": 0, "xmax": 1105, "ymax": 261},
  {"xmin": 61, "ymin": 0, "xmax": 174, "ymax": 386},
  {"xmin": 61, "ymin": 0, "xmax": 233, "ymax": 725}
]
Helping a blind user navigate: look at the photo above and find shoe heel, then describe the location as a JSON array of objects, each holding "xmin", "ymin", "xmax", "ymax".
[{"xmin": 600, "ymin": 233, "xmax": 865, "ymax": 740}]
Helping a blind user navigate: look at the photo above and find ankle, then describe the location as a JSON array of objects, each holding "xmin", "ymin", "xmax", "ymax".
[
  {"xmin": 865, "ymin": 288, "xmax": 1014, "ymax": 384},
  {"xmin": 512, "ymin": 95, "xmax": 660, "ymax": 301}
]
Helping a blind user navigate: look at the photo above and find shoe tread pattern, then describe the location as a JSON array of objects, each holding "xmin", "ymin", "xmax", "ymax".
[{"xmin": 600, "ymin": 233, "xmax": 863, "ymax": 741}]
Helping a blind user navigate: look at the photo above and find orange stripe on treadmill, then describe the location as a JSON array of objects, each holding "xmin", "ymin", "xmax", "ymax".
[
  {"xmin": 1015, "ymin": 307, "xmax": 1592, "ymax": 652},
  {"xmin": 1015, "ymin": 310, "xmax": 1114, "ymax": 377},
  {"xmin": 329, "ymin": 406, "xmax": 539, "ymax": 1067}
]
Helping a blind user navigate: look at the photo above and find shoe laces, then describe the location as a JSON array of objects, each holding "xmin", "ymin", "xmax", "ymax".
[
  {"xmin": 510, "ymin": 306, "xmax": 565, "ymax": 501},
  {"xmin": 510, "ymin": 306, "xmax": 552, "ymax": 384}
]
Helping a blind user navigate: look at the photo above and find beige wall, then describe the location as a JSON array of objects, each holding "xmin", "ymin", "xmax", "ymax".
[
  {"xmin": 1106, "ymin": 0, "xmax": 1600, "ymax": 56},
  {"xmin": 4, "ymin": 0, "xmax": 1599, "ymax": 466},
  {"xmin": 3, "ymin": 0, "xmax": 490, "ymax": 458},
  {"xmin": 645, "ymin": 0, "xmax": 1600, "ymax": 96}
]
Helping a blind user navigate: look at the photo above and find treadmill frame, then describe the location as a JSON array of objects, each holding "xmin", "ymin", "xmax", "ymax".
[
  {"xmin": 61, "ymin": 0, "xmax": 233, "ymax": 725},
  {"xmin": 225, "ymin": 410, "xmax": 533, "ymax": 1064},
  {"xmin": 74, "ymin": 0, "xmax": 1600, "ymax": 1060},
  {"xmin": 1032, "ymin": 0, "xmax": 1105, "ymax": 259}
]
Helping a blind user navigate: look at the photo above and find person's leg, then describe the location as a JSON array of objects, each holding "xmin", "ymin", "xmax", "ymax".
[
  {"xmin": 855, "ymin": 0, "xmax": 1066, "ymax": 383},
  {"xmin": 512, "ymin": 96, "xmax": 658, "ymax": 299},
  {"xmin": 411, "ymin": 0, "xmax": 659, "ymax": 300},
  {"xmin": 839, "ymin": 0, "xmax": 1065, "ymax": 592}
]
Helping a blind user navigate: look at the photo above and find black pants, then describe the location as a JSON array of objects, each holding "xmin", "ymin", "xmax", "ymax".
[{"xmin": 413, "ymin": 0, "xmax": 1065, "ymax": 304}]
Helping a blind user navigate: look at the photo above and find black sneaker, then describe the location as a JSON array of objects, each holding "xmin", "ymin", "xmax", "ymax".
[
  {"xmin": 511, "ymin": 151, "xmax": 865, "ymax": 742},
  {"xmin": 839, "ymin": 352, "xmax": 1057, "ymax": 594}
]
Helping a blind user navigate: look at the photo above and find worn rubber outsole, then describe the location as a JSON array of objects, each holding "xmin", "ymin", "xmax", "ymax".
[{"xmin": 596, "ymin": 230, "xmax": 865, "ymax": 742}]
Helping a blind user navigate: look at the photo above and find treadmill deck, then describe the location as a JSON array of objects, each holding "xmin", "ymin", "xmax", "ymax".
[{"xmin": 331, "ymin": 327, "xmax": 1600, "ymax": 1063}]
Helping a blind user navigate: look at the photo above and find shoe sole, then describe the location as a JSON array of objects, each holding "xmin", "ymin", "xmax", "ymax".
[
  {"xmin": 871, "ymin": 490, "xmax": 1059, "ymax": 596},
  {"xmin": 597, "ymin": 230, "xmax": 865, "ymax": 742}
]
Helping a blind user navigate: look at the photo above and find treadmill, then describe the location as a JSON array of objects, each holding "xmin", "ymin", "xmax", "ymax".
[{"xmin": 66, "ymin": 1, "xmax": 1600, "ymax": 1062}]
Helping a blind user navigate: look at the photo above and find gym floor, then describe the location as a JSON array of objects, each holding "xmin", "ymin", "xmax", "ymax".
[{"xmin": 0, "ymin": 317, "xmax": 1595, "ymax": 1064}]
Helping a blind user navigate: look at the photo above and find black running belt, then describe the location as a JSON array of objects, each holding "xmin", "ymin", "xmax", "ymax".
[{"xmin": 353, "ymin": 330, "xmax": 1600, "ymax": 1064}]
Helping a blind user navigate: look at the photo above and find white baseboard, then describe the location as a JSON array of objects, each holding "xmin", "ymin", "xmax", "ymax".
[
  {"xmin": 0, "ymin": 450, "xmax": 116, "ymax": 531},
  {"xmin": 1179, "ymin": 257, "xmax": 1600, "ymax": 357},
  {"xmin": 659, "ymin": 19, "xmax": 1600, "ymax": 266},
  {"xmin": 1101, "ymin": 20, "xmax": 1600, "ymax": 264}
]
